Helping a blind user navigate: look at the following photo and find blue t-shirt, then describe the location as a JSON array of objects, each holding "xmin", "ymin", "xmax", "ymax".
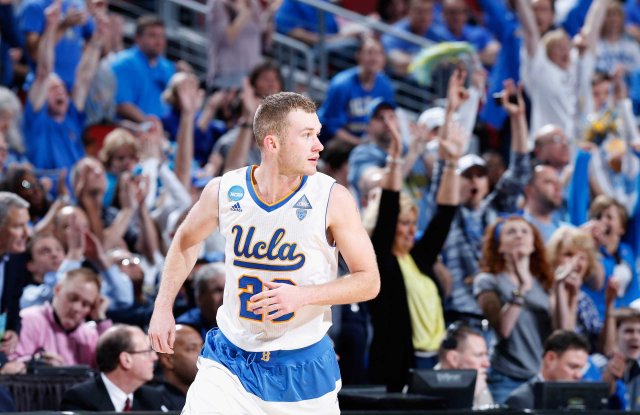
[
  {"xmin": 477, "ymin": 0, "xmax": 521, "ymax": 128},
  {"xmin": 626, "ymin": 0, "xmax": 640, "ymax": 25},
  {"xmin": 0, "ymin": 4, "xmax": 22, "ymax": 87},
  {"xmin": 176, "ymin": 307, "xmax": 213, "ymax": 340},
  {"xmin": 318, "ymin": 67, "xmax": 395, "ymax": 140},
  {"xmin": 110, "ymin": 46, "xmax": 175, "ymax": 118},
  {"xmin": 23, "ymin": 100, "xmax": 85, "ymax": 169},
  {"xmin": 431, "ymin": 23, "xmax": 494, "ymax": 54},
  {"xmin": 381, "ymin": 18, "xmax": 440, "ymax": 55},
  {"xmin": 275, "ymin": 0, "xmax": 338, "ymax": 36},
  {"xmin": 19, "ymin": 0, "xmax": 94, "ymax": 89},
  {"xmin": 583, "ymin": 243, "xmax": 640, "ymax": 321},
  {"xmin": 161, "ymin": 109, "xmax": 227, "ymax": 166}
]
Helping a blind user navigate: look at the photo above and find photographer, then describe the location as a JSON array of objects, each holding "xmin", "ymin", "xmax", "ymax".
[{"xmin": 205, "ymin": 61, "xmax": 283, "ymax": 176}]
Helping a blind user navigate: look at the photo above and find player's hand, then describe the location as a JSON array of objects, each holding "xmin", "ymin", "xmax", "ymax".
[
  {"xmin": 148, "ymin": 308, "xmax": 176, "ymax": 354},
  {"xmin": 248, "ymin": 281, "xmax": 308, "ymax": 321}
]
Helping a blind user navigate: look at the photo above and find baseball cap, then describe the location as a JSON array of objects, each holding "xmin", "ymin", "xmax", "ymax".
[
  {"xmin": 366, "ymin": 97, "xmax": 396, "ymax": 122},
  {"xmin": 457, "ymin": 154, "xmax": 487, "ymax": 176},
  {"xmin": 418, "ymin": 107, "xmax": 446, "ymax": 131},
  {"xmin": 192, "ymin": 169, "xmax": 213, "ymax": 189}
]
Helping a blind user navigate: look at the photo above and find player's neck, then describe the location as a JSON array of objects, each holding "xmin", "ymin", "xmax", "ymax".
[{"xmin": 252, "ymin": 165, "xmax": 302, "ymax": 204}]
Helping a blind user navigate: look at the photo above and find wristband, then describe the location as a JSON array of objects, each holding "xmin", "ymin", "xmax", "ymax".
[
  {"xmin": 510, "ymin": 289, "xmax": 525, "ymax": 306},
  {"xmin": 386, "ymin": 156, "xmax": 405, "ymax": 165},
  {"xmin": 444, "ymin": 160, "xmax": 457, "ymax": 169}
]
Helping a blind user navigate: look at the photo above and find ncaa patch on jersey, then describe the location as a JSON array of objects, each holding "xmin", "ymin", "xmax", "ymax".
[
  {"xmin": 293, "ymin": 195, "xmax": 312, "ymax": 210},
  {"xmin": 228, "ymin": 186, "xmax": 245, "ymax": 201}
]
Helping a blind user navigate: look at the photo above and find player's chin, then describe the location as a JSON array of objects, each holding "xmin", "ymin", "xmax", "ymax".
[{"xmin": 305, "ymin": 160, "xmax": 319, "ymax": 174}]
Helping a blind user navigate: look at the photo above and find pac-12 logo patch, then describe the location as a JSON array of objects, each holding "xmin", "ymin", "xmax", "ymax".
[
  {"xmin": 293, "ymin": 195, "xmax": 312, "ymax": 209},
  {"xmin": 294, "ymin": 195, "xmax": 311, "ymax": 221},
  {"xmin": 228, "ymin": 186, "xmax": 245, "ymax": 201}
]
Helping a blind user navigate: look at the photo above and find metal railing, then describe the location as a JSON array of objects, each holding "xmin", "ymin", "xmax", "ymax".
[
  {"xmin": 109, "ymin": 0, "xmax": 439, "ymax": 113},
  {"xmin": 153, "ymin": 0, "xmax": 318, "ymax": 95}
]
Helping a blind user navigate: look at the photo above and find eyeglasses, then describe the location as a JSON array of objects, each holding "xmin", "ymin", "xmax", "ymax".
[
  {"xmin": 541, "ymin": 135, "xmax": 567, "ymax": 145},
  {"xmin": 21, "ymin": 179, "xmax": 37, "ymax": 191},
  {"xmin": 120, "ymin": 256, "xmax": 141, "ymax": 267},
  {"xmin": 127, "ymin": 346, "xmax": 155, "ymax": 355}
]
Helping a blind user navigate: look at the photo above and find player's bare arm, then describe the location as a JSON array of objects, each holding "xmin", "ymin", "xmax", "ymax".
[
  {"xmin": 149, "ymin": 177, "xmax": 221, "ymax": 353},
  {"xmin": 249, "ymin": 184, "xmax": 380, "ymax": 320}
]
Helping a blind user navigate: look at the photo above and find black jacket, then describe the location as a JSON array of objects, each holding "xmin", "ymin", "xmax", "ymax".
[
  {"xmin": 3, "ymin": 253, "xmax": 29, "ymax": 333},
  {"xmin": 367, "ymin": 190, "xmax": 457, "ymax": 392},
  {"xmin": 60, "ymin": 375, "xmax": 169, "ymax": 411},
  {"xmin": 505, "ymin": 375, "xmax": 540, "ymax": 410}
]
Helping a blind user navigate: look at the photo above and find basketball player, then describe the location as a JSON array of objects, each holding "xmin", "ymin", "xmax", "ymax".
[{"xmin": 148, "ymin": 92, "xmax": 380, "ymax": 414}]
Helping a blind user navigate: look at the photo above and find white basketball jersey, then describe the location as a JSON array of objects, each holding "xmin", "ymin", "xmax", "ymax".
[{"xmin": 216, "ymin": 166, "xmax": 338, "ymax": 351}]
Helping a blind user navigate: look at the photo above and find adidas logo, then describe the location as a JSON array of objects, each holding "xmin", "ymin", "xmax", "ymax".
[{"xmin": 231, "ymin": 202, "xmax": 242, "ymax": 212}]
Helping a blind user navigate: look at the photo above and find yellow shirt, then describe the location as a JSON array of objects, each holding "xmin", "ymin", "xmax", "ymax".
[{"xmin": 397, "ymin": 254, "xmax": 446, "ymax": 352}]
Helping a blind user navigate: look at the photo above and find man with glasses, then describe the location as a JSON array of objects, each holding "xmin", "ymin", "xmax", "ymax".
[{"xmin": 61, "ymin": 324, "xmax": 170, "ymax": 411}]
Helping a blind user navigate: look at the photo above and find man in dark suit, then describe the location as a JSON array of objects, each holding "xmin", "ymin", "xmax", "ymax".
[
  {"xmin": 506, "ymin": 330, "xmax": 590, "ymax": 409},
  {"xmin": 156, "ymin": 324, "xmax": 202, "ymax": 409},
  {"xmin": 60, "ymin": 324, "xmax": 168, "ymax": 411},
  {"xmin": 0, "ymin": 192, "xmax": 31, "ymax": 362}
]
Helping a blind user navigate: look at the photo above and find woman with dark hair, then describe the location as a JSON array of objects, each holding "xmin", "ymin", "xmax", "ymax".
[{"xmin": 474, "ymin": 215, "xmax": 555, "ymax": 403}]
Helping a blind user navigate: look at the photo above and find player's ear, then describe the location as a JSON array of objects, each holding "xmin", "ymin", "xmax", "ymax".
[{"xmin": 264, "ymin": 134, "xmax": 278, "ymax": 151}]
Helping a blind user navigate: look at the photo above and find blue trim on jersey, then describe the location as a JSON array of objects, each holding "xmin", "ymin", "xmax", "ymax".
[
  {"xmin": 325, "ymin": 182, "xmax": 337, "ymax": 247},
  {"xmin": 245, "ymin": 165, "xmax": 308, "ymax": 212},
  {"xmin": 232, "ymin": 259, "xmax": 305, "ymax": 271},
  {"xmin": 201, "ymin": 328, "xmax": 341, "ymax": 402}
]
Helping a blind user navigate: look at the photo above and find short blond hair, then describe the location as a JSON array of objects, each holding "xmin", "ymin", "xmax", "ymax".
[
  {"xmin": 541, "ymin": 28, "xmax": 569, "ymax": 58},
  {"xmin": 253, "ymin": 92, "xmax": 317, "ymax": 149},
  {"xmin": 99, "ymin": 128, "xmax": 140, "ymax": 167},
  {"xmin": 362, "ymin": 190, "xmax": 418, "ymax": 235},
  {"xmin": 546, "ymin": 227, "xmax": 599, "ymax": 280}
]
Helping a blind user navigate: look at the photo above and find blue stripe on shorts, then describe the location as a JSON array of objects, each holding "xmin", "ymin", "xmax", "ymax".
[{"xmin": 200, "ymin": 328, "xmax": 341, "ymax": 402}]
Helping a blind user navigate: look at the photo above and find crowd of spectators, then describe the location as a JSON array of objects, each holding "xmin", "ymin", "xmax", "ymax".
[{"xmin": 1, "ymin": 0, "xmax": 640, "ymax": 411}]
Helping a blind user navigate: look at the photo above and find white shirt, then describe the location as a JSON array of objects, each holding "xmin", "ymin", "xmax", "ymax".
[
  {"xmin": 521, "ymin": 43, "xmax": 595, "ymax": 146},
  {"xmin": 596, "ymin": 36, "xmax": 640, "ymax": 75},
  {"xmin": 101, "ymin": 373, "xmax": 133, "ymax": 411}
]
